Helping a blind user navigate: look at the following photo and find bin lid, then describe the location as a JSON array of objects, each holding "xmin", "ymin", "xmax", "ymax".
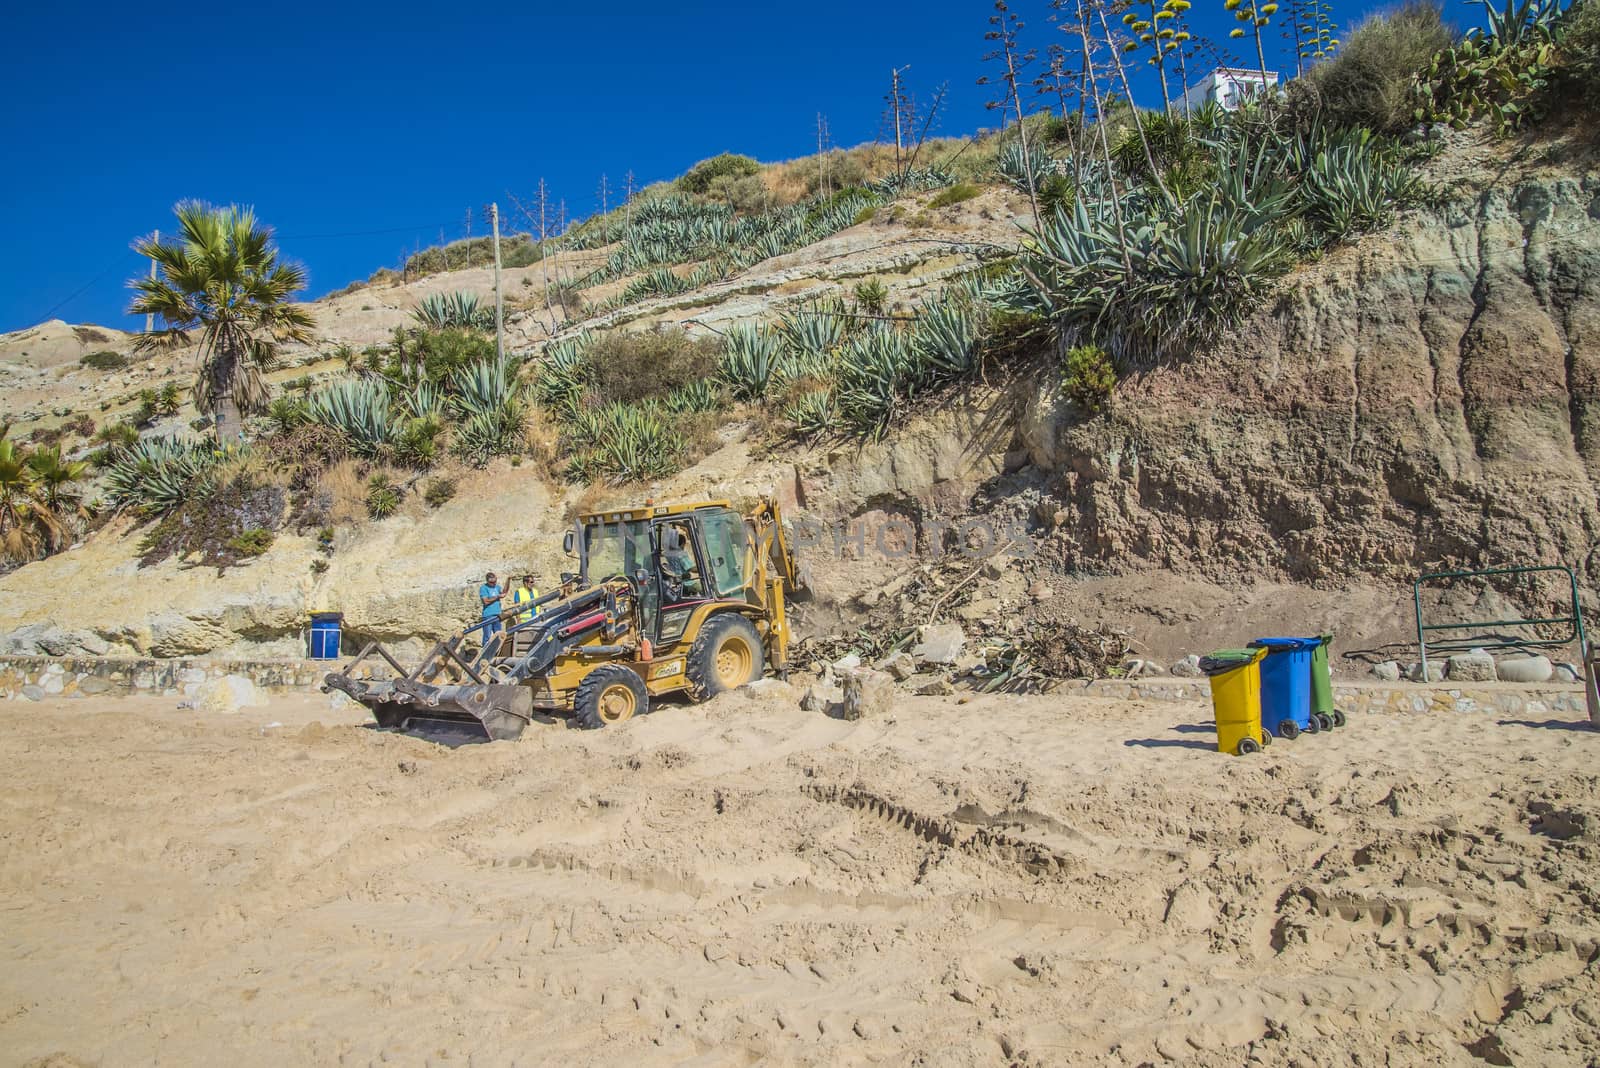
[
  {"xmin": 310, "ymin": 611, "xmax": 343, "ymax": 622},
  {"xmin": 1249, "ymin": 636, "xmax": 1318, "ymax": 651},
  {"xmin": 1199, "ymin": 648, "xmax": 1263, "ymax": 675}
]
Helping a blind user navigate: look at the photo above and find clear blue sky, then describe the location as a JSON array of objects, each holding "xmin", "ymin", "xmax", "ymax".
[{"xmin": 3, "ymin": 0, "xmax": 1437, "ymax": 334}]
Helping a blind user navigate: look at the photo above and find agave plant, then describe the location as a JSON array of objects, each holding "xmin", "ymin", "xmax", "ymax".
[
  {"xmin": 718, "ymin": 325, "xmax": 785, "ymax": 402},
  {"xmin": 621, "ymin": 267, "xmax": 692, "ymax": 303},
  {"xmin": 306, "ymin": 379, "xmax": 398, "ymax": 458},
  {"xmin": 451, "ymin": 357, "xmax": 528, "ymax": 464},
  {"xmin": 414, "ymin": 290, "xmax": 494, "ymax": 331},
  {"xmin": 776, "ymin": 302, "xmax": 848, "ymax": 365},
  {"xmin": 836, "ymin": 327, "xmax": 916, "ymax": 438},
  {"xmin": 996, "ymin": 142, "xmax": 1057, "ymax": 194},
  {"xmin": 267, "ymin": 395, "xmax": 311, "ymax": 434},
  {"xmin": 910, "ymin": 303, "xmax": 980, "ymax": 382},
  {"xmin": 664, "ymin": 378, "xmax": 723, "ymax": 414},
  {"xmin": 103, "ymin": 436, "xmax": 219, "ymax": 513},
  {"xmin": 1470, "ymin": 0, "xmax": 1564, "ymax": 48},
  {"xmin": 1300, "ymin": 134, "xmax": 1423, "ymax": 242},
  {"xmin": 785, "ymin": 389, "xmax": 839, "ymax": 441}
]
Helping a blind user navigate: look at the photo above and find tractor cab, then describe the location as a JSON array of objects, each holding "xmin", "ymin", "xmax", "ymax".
[{"xmin": 572, "ymin": 501, "xmax": 755, "ymax": 649}]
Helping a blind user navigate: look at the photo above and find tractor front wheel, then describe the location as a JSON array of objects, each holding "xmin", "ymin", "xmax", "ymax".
[
  {"xmin": 575, "ymin": 665, "xmax": 649, "ymax": 729},
  {"xmin": 686, "ymin": 614, "xmax": 764, "ymax": 701}
]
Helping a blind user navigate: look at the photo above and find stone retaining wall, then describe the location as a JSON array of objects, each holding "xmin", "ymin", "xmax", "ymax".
[
  {"xmin": 0, "ymin": 655, "xmax": 1590, "ymax": 720},
  {"xmin": 0, "ymin": 656, "xmax": 331, "ymax": 701}
]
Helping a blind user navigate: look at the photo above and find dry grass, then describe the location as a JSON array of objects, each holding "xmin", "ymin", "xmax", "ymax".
[{"xmin": 320, "ymin": 460, "xmax": 371, "ymax": 527}]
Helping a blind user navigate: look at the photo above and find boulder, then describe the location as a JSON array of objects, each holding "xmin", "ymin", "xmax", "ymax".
[
  {"xmin": 75, "ymin": 632, "xmax": 112, "ymax": 656},
  {"xmin": 1369, "ymin": 661, "xmax": 1402, "ymax": 682},
  {"xmin": 801, "ymin": 682, "xmax": 844, "ymax": 713},
  {"xmin": 906, "ymin": 673, "xmax": 953, "ymax": 696},
  {"xmin": 911, "ymin": 623, "xmax": 966, "ymax": 665},
  {"xmin": 1495, "ymin": 654, "xmax": 1553, "ymax": 684},
  {"xmin": 33, "ymin": 628, "xmax": 74, "ymax": 657},
  {"xmin": 20, "ymin": 685, "xmax": 45, "ymax": 702},
  {"xmin": 840, "ymin": 668, "xmax": 895, "ymax": 721},
  {"xmin": 1555, "ymin": 662, "xmax": 1582, "ymax": 683},
  {"xmin": 830, "ymin": 653, "xmax": 862, "ymax": 674},
  {"xmin": 1407, "ymin": 661, "xmax": 1446, "ymax": 683},
  {"xmin": 4, "ymin": 623, "xmax": 50, "ymax": 655},
  {"xmin": 875, "ymin": 652, "xmax": 916, "ymax": 681},
  {"xmin": 1169, "ymin": 655, "xmax": 1203, "ymax": 678},
  {"xmin": 196, "ymin": 674, "xmax": 266, "ymax": 715},
  {"xmin": 1445, "ymin": 650, "xmax": 1497, "ymax": 683}
]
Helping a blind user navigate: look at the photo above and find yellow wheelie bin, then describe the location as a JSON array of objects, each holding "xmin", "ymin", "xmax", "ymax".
[{"xmin": 1201, "ymin": 648, "xmax": 1270, "ymax": 756}]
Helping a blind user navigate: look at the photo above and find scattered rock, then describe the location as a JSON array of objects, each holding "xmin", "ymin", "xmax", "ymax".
[
  {"xmin": 911, "ymin": 623, "xmax": 966, "ymax": 665},
  {"xmin": 958, "ymin": 597, "xmax": 1002, "ymax": 623},
  {"xmin": 1446, "ymin": 650, "xmax": 1497, "ymax": 683},
  {"xmin": 830, "ymin": 653, "xmax": 862, "ymax": 673},
  {"xmin": 1369, "ymin": 660, "xmax": 1402, "ymax": 682},
  {"xmin": 1121, "ymin": 657, "xmax": 1165, "ymax": 678},
  {"xmin": 743, "ymin": 678, "xmax": 794, "ymax": 698},
  {"xmin": 840, "ymin": 668, "xmax": 895, "ymax": 721},
  {"xmin": 876, "ymin": 652, "xmax": 916, "ymax": 681},
  {"xmin": 1169, "ymin": 655, "xmax": 1202, "ymax": 678},
  {"xmin": 1495, "ymin": 654, "xmax": 1553, "ymax": 684},
  {"xmin": 906, "ymin": 673, "xmax": 953, "ymax": 696},
  {"xmin": 327, "ymin": 690, "xmax": 352, "ymax": 711},
  {"xmin": 1407, "ymin": 661, "xmax": 1446, "ymax": 683},
  {"xmin": 196, "ymin": 674, "xmax": 266, "ymax": 715},
  {"xmin": 20, "ymin": 685, "xmax": 45, "ymax": 701},
  {"xmin": 1555, "ymin": 662, "xmax": 1582, "ymax": 683},
  {"xmin": 800, "ymin": 682, "xmax": 842, "ymax": 712}
]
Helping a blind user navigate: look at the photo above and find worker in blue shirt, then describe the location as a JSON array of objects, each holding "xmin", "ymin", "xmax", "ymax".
[{"xmin": 479, "ymin": 571, "xmax": 504, "ymax": 649}]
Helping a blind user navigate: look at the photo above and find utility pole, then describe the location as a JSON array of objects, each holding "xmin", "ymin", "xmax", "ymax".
[
  {"xmin": 145, "ymin": 229, "xmax": 158, "ymax": 333},
  {"xmin": 890, "ymin": 66, "xmax": 911, "ymax": 168},
  {"xmin": 489, "ymin": 203, "xmax": 504, "ymax": 361}
]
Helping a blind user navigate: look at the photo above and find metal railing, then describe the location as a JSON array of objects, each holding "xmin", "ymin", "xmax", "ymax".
[{"xmin": 1414, "ymin": 564, "xmax": 1587, "ymax": 677}]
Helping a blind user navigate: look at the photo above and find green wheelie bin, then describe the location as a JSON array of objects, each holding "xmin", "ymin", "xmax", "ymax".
[{"xmin": 1308, "ymin": 632, "xmax": 1345, "ymax": 729}]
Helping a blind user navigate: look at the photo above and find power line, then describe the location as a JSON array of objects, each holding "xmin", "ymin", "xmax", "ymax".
[
  {"xmin": 278, "ymin": 221, "xmax": 458, "ymax": 240},
  {"xmin": 34, "ymin": 255, "xmax": 130, "ymax": 323}
]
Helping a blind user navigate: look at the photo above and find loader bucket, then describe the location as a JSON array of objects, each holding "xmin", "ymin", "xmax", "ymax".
[{"xmin": 324, "ymin": 672, "xmax": 535, "ymax": 742}]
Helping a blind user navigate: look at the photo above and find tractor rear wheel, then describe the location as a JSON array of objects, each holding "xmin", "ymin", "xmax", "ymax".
[
  {"xmin": 575, "ymin": 665, "xmax": 648, "ymax": 729},
  {"xmin": 686, "ymin": 614, "xmax": 764, "ymax": 701}
]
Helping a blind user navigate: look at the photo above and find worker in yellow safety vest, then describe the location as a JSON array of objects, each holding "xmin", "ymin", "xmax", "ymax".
[{"xmin": 508, "ymin": 574, "xmax": 539, "ymax": 623}]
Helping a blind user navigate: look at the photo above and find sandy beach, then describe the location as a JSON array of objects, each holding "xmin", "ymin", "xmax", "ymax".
[{"xmin": 3, "ymin": 688, "xmax": 1599, "ymax": 1066}]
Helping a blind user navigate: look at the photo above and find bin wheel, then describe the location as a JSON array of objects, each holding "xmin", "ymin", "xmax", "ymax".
[
  {"xmin": 1304, "ymin": 714, "xmax": 1320, "ymax": 735},
  {"xmin": 1237, "ymin": 737, "xmax": 1261, "ymax": 756},
  {"xmin": 1333, "ymin": 709, "xmax": 1347, "ymax": 728},
  {"xmin": 1314, "ymin": 712, "xmax": 1334, "ymax": 732},
  {"xmin": 1278, "ymin": 720, "xmax": 1299, "ymax": 740},
  {"xmin": 1260, "ymin": 730, "xmax": 1272, "ymax": 747}
]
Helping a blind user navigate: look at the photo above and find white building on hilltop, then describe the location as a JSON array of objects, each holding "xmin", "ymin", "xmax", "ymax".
[{"xmin": 1177, "ymin": 67, "xmax": 1279, "ymax": 112}]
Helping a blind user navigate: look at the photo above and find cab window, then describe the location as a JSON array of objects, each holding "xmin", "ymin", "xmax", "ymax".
[{"xmin": 698, "ymin": 509, "xmax": 750, "ymax": 598}]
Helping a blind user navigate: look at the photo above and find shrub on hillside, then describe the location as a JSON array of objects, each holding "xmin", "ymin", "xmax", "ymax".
[
  {"xmin": 584, "ymin": 328, "xmax": 723, "ymax": 406},
  {"xmin": 1305, "ymin": 1, "xmax": 1456, "ymax": 132},
  {"xmin": 927, "ymin": 182, "xmax": 983, "ymax": 209},
  {"xmin": 677, "ymin": 153, "xmax": 762, "ymax": 195},
  {"xmin": 1556, "ymin": 0, "xmax": 1600, "ymax": 112},
  {"xmin": 1061, "ymin": 344, "xmax": 1118, "ymax": 411},
  {"xmin": 80, "ymin": 350, "xmax": 127, "ymax": 371}
]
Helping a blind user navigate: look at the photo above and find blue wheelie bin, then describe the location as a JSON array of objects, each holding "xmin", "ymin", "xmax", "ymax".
[{"xmin": 1250, "ymin": 636, "xmax": 1319, "ymax": 739}]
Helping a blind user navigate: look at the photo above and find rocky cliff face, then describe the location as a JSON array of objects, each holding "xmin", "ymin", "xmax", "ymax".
[{"xmin": 1023, "ymin": 136, "xmax": 1600, "ymax": 598}]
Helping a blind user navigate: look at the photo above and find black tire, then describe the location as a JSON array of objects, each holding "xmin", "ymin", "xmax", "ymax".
[
  {"xmin": 1304, "ymin": 713, "xmax": 1320, "ymax": 735},
  {"xmin": 1261, "ymin": 730, "xmax": 1272, "ymax": 747},
  {"xmin": 1237, "ymin": 737, "xmax": 1261, "ymax": 756},
  {"xmin": 574, "ymin": 665, "xmax": 649, "ymax": 729},
  {"xmin": 1314, "ymin": 712, "xmax": 1334, "ymax": 732},
  {"xmin": 1278, "ymin": 720, "xmax": 1300, "ymax": 741},
  {"xmin": 685, "ymin": 613, "xmax": 764, "ymax": 701},
  {"xmin": 1333, "ymin": 709, "xmax": 1347, "ymax": 728}
]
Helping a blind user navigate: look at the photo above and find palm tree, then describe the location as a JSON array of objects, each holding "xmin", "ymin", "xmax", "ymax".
[
  {"xmin": 0, "ymin": 430, "xmax": 74, "ymax": 564},
  {"xmin": 128, "ymin": 202, "xmax": 315, "ymax": 442}
]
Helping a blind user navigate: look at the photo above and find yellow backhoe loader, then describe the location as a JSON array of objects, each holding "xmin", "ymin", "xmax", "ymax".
[{"xmin": 323, "ymin": 497, "xmax": 799, "ymax": 739}]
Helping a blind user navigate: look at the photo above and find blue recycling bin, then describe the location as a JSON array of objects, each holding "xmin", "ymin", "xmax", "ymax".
[
  {"xmin": 309, "ymin": 612, "xmax": 343, "ymax": 660},
  {"xmin": 1250, "ymin": 636, "xmax": 1319, "ymax": 739}
]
